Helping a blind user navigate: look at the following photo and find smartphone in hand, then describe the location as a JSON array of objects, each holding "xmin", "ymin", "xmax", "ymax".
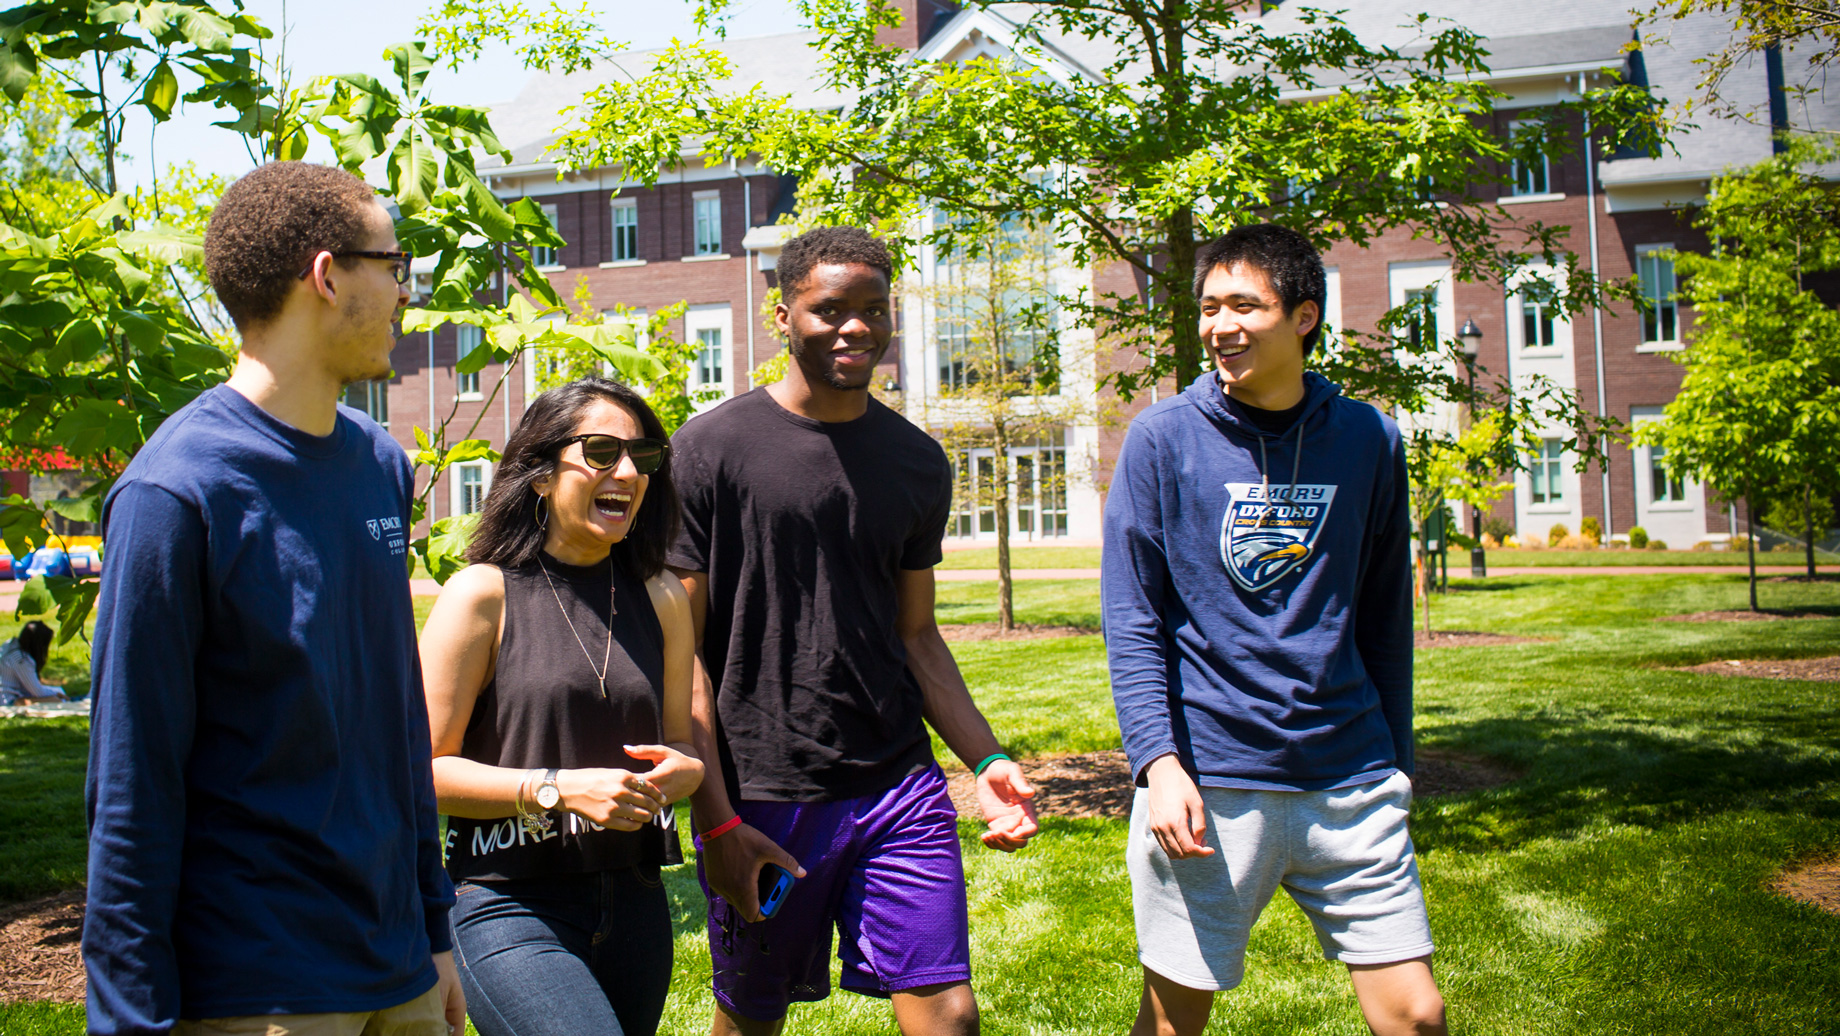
[{"xmin": 757, "ymin": 862, "xmax": 795, "ymax": 920}]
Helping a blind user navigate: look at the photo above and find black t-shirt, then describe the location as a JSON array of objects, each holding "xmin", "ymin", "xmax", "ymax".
[
  {"xmin": 1219, "ymin": 380, "xmax": 1308, "ymax": 435},
  {"xmin": 668, "ymin": 389, "xmax": 952, "ymax": 802}
]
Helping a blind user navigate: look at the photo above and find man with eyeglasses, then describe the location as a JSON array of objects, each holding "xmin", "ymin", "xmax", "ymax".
[
  {"xmin": 668, "ymin": 226, "xmax": 1039, "ymax": 1036},
  {"xmin": 84, "ymin": 162, "xmax": 464, "ymax": 1036}
]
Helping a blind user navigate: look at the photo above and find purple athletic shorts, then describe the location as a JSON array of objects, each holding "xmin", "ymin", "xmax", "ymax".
[{"xmin": 695, "ymin": 762, "xmax": 971, "ymax": 1021}]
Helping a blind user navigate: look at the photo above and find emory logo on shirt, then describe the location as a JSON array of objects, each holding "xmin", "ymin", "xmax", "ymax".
[
  {"xmin": 1219, "ymin": 483, "xmax": 1337, "ymax": 591},
  {"xmin": 367, "ymin": 515, "xmax": 406, "ymax": 557}
]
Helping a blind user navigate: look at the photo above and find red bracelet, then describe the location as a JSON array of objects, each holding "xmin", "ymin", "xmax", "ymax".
[{"xmin": 702, "ymin": 815, "xmax": 744, "ymax": 842}]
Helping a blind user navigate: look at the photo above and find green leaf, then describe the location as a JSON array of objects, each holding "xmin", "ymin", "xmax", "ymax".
[
  {"xmin": 388, "ymin": 130, "xmax": 440, "ymax": 216},
  {"xmin": 0, "ymin": 40, "xmax": 38, "ymax": 103},
  {"xmin": 444, "ymin": 438, "xmax": 499, "ymax": 465},
  {"xmin": 387, "ymin": 41, "xmax": 433, "ymax": 98},
  {"xmin": 118, "ymin": 224, "xmax": 205, "ymax": 263},
  {"xmin": 54, "ymin": 317, "xmax": 107, "ymax": 364},
  {"xmin": 142, "ymin": 60, "xmax": 179, "ymax": 120},
  {"xmin": 424, "ymin": 512, "xmax": 478, "ymax": 585},
  {"xmin": 52, "ymin": 579, "xmax": 96, "ymax": 646},
  {"xmin": 41, "ymin": 495, "xmax": 100, "ymax": 524},
  {"xmin": 13, "ymin": 574, "xmax": 53, "ymax": 617}
]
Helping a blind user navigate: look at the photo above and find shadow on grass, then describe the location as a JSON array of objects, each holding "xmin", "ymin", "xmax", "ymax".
[{"xmin": 1412, "ymin": 713, "xmax": 1840, "ymax": 854}]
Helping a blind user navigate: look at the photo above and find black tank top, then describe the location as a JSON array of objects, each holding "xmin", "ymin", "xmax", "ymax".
[{"xmin": 446, "ymin": 553, "xmax": 681, "ymax": 879}]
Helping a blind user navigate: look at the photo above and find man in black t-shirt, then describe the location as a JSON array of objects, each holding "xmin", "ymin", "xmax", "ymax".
[{"xmin": 669, "ymin": 226, "xmax": 1039, "ymax": 1036}]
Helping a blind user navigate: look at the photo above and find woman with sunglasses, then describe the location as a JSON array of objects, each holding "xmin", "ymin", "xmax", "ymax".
[{"xmin": 419, "ymin": 377, "xmax": 702, "ymax": 1036}]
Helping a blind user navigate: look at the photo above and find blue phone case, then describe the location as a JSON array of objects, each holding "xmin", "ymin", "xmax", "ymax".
[{"xmin": 757, "ymin": 863, "xmax": 796, "ymax": 919}]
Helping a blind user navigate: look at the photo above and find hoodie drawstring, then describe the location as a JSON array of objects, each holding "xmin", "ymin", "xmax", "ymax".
[{"xmin": 1254, "ymin": 420, "xmax": 1307, "ymax": 527}]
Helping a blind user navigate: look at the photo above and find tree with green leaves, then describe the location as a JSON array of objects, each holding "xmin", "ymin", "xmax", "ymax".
[
  {"xmin": 542, "ymin": 0, "xmax": 1658, "ymax": 407},
  {"xmin": 0, "ymin": 2, "xmax": 660, "ymax": 640},
  {"xmin": 1636, "ymin": 136, "xmax": 1840, "ymax": 605},
  {"xmin": 916, "ymin": 216, "xmax": 1101, "ymax": 630},
  {"xmin": 1647, "ymin": 0, "xmax": 1840, "ymax": 121},
  {"xmin": 1402, "ymin": 414, "xmax": 1516, "ymax": 634}
]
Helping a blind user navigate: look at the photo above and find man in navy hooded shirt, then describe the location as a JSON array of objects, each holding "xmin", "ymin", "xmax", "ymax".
[{"xmin": 1103, "ymin": 224, "xmax": 1447, "ymax": 1036}]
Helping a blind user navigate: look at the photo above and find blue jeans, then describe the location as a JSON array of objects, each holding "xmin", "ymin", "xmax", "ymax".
[{"xmin": 449, "ymin": 868, "xmax": 672, "ymax": 1036}]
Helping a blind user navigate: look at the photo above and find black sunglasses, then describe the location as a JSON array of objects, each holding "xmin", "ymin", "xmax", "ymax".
[
  {"xmin": 554, "ymin": 434, "xmax": 670, "ymax": 474},
  {"xmin": 297, "ymin": 250, "xmax": 413, "ymax": 285}
]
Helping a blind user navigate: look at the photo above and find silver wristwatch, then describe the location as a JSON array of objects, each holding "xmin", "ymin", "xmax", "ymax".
[{"xmin": 535, "ymin": 768, "xmax": 562, "ymax": 811}]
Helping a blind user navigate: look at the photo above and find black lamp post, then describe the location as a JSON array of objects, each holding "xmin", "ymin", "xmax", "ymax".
[{"xmin": 1458, "ymin": 317, "xmax": 1487, "ymax": 579}]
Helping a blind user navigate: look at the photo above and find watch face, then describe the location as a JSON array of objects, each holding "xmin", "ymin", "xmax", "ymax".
[{"xmin": 536, "ymin": 783, "xmax": 560, "ymax": 810}]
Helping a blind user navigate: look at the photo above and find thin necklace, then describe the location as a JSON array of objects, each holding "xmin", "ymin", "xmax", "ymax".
[{"xmin": 537, "ymin": 553, "xmax": 616, "ymax": 697}]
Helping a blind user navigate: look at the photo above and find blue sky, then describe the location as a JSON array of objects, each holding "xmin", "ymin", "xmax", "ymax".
[{"xmin": 119, "ymin": 0, "xmax": 799, "ymax": 189}]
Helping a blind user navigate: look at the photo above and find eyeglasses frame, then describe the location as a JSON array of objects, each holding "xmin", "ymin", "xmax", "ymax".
[{"xmin": 296, "ymin": 250, "xmax": 413, "ymax": 285}]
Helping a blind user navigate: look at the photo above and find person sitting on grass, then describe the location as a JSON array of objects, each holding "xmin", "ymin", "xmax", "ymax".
[
  {"xmin": 419, "ymin": 377, "xmax": 703, "ymax": 1036},
  {"xmin": 0, "ymin": 620, "xmax": 70, "ymax": 705},
  {"xmin": 1102, "ymin": 223, "xmax": 1447, "ymax": 1036}
]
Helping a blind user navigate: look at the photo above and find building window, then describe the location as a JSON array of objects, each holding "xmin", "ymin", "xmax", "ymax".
[
  {"xmin": 695, "ymin": 327, "xmax": 725, "ymax": 387},
  {"xmin": 611, "ymin": 199, "xmax": 638, "ymax": 261},
  {"xmin": 1522, "ymin": 296, "xmax": 1555, "ymax": 348},
  {"xmin": 1509, "ymin": 121, "xmax": 1550, "ymax": 196},
  {"xmin": 532, "ymin": 203, "xmax": 561, "ymax": 268},
  {"xmin": 1404, "ymin": 286, "xmax": 1437, "ymax": 350},
  {"xmin": 342, "ymin": 379, "xmax": 389, "ymax": 426},
  {"xmin": 1531, "ymin": 439, "xmax": 1565, "ymax": 505},
  {"xmin": 1649, "ymin": 444, "xmax": 1685, "ymax": 503},
  {"xmin": 693, "ymin": 192, "xmax": 721, "ymax": 255},
  {"xmin": 1637, "ymin": 246, "xmax": 1678, "ymax": 343},
  {"xmin": 456, "ymin": 462, "xmax": 490, "ymax": 515},
  {"xmin": 456, "ymin": 324, "xmax": 484, "ymax": 398}
]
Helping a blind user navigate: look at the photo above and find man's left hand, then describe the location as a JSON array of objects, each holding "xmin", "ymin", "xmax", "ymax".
[
  {"xmin": 974, "ymin": 760, "xmax": 1039, "ymax": 851},
  {"xmin": 433, "ymin": 950, "xmax": 466, "ymax": 1035}
]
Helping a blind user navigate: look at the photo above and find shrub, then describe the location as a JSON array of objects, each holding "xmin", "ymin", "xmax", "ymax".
[
  {"xmin": 1581, "ymin": 516, "xmax": 1603, "ymax": 541},
  {"xmin": 1628, "ymin": 525, "xmax": 1649, "ymax": 550},
  {"xmin": 1502, "ymin": 534, "xmax": 1520, "ymax": 548},
  {"xmin": 1557, "ymin": 533, "xmax": 1594, "ymax": 550},
  {"xmin": 1548, "ymin": 523, "xmax": 1570, "ymax": 547},
  {"xmin": 1481, "ymin": 533, "xmax": 1500, "ymax": 548},
  {"xmin": 1771, "ymin": 540, "xmax": 1801, "ymax": 552},
  {"xmin": 1481, "ymin": 516, "xmax": 1515, "ymax": 542},
  {"xmin": 1648, "ymin": 539, "xmax": 1668, "ymax": 550}
]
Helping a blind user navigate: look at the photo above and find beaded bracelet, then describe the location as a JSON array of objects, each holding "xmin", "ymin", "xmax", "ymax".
[{"xmin": 973, "ymin": 752, "xmax": 1011, "ymax": 778}]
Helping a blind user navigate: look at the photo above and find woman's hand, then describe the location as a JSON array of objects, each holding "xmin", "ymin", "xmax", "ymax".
[
  {"xmin": 626, "ymin": 743, "xmax": 705, "ymax": 804},
  {"xmin": 556, "ymin": 767, "xmax": 667, "ymax": 831}
]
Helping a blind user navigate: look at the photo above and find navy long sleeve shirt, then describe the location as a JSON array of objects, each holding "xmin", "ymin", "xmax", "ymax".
[
  {"xmin": 1102, "ymin": 371, "xmax": 1415, "ymax": 790},
  {"xmin": 82, "ymin": 385, "xmax": 453, "ymax": 1035}
]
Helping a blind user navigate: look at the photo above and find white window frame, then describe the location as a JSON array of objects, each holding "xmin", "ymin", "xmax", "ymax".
[
  {"xmin": 341, "ymin": 379, "xmax": 389, "ymax": 426},
  {"xmin": 695, "ymin": 327, "xmax": 726, "ymax": 389},
  {"xmin": 451, "ymin": 460, "xmax": 492, "ymax": 517},
  {"xmin": 610, "ymin": 198, "xmax": 639, "ymax": 263},
  {"xmin": 456, "ymin": 324, "xmax": 484, "ymax": 400},
  {"xmin": 1509, "ymin": 120, "xmax": 1551, "ymax": 197},
  {"xmin": 1529, "ymin": 438, "xmax": 1567, "ymax": 508},
  {"xmin": 532, "ymin": 203, "xmax": 562, "ymax": 270},
  {"xmin": 1636, "ymin": 244, "xmax": 1681, "ymax": 351},
  {"xmin": 692, "ymin": 191, "xmax": 721, "ymax": 256},
  {"xmin": 1508, "ymin": 264, "xmax": 1572, "ymax": 357},
  {"xmin": 683, "ymin": 304, "xmax": 734, "ymax": 410}
]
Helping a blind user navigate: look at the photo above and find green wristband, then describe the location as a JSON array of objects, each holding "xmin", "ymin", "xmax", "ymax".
[{"xmin": 973, "ymin": 752, "xmax": 1011, "ymax": 777}]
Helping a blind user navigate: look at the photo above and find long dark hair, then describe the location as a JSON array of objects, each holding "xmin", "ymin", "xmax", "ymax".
[
  {"xmin": 466, "ymin": 377, "xmax": 679, "ymax": 580},
  {"xmin": 16, "ymin": 620, "xmax": 52, "ymax": 673}
]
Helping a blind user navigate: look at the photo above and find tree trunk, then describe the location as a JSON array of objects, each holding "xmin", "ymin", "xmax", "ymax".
[
  {"xmin": 994, "ymin": 421, "xmax": 1013, "ymax": 632},
  {"xmin": 1166, "ymin": 207, "xmax": 1202, "ymax": 388},
  {"xmin": 1744, "ymin": 485, "xmax": 1758, "ymax": 612},
  {"xmin": 1805, "ymin": 483, "xmax": 1816, "ymax": 579}
]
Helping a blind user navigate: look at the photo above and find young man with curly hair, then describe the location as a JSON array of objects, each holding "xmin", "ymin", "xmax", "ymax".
[
  {"xmin": 1103, "ymin": 223, "xmax": 1447, "ymax": 1036},
  {"xmin": 669, "ymin": 226, "xmax": 1039, "ymax": 1036},
  {"xmin": 83, "ymin": 162, "xmax": 464, "ymax": 1036}
]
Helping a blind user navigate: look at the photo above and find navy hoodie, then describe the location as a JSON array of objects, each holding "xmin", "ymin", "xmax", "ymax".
[
  {"xmin": 1102, "ymin": 371, "xmax": 1414, "ymax": 790},
  {"xmin": 82, "ymin": 385, "xmax": 452, "ymax": 1035}
]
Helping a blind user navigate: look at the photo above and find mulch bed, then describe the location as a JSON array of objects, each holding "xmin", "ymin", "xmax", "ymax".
[
  {"xmin": 1415, "ymin": 630, "xmax": 1544, "ymax": 648},
  {"xmin": 944, "ymin": 748, "xmax": 1520, "ymax": 822},
  {"xmin": 937, "ymin": 623, "xmax": 1097, "ymax": 642},
  {"xmin": 1773, "ymin": 860, "xmax": 1840, "ymax": 917},
  {"xmin": 1671, "ymin": 656, "xmax": 1840, "ymax": 682},
  {"xmin": 1766, "ymin": 574, "xmax": 1840, "ymax": 584},
  {"xmin": 1656, "ymin": 610, "xmax": 1829, "ymax": 622},
  {"xmin": 0, "ymin": 888, "xmax": 85, "ymax": 1004}
]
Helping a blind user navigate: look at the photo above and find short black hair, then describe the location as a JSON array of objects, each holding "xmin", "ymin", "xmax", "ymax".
[
  {"xmin": 205, "ymin": 162, "xmax": 379, "ymax": 331},
  {"xmin": 1193, "ymin": 224, "xmax": 1328, "ymax": 354},
  {"xmin": 16, "ymin": 620, "xmax": 52, "ymax": 673},
  {"xmin": 776, "ymin": 226, "xmax": 894, "ymax": 303}
]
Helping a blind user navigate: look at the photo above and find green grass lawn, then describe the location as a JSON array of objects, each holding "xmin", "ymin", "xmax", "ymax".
[
  {"xmin": 1449, "ymin": 547, "xmax": 1840, "ymax": 566},
  {"xmin": 937, "ymin": 546, "xmax": 1101, "ymax": 569},
  {"xmin": 7, "ymin": 574, "xmax": 1840, "ymax": 1034}
]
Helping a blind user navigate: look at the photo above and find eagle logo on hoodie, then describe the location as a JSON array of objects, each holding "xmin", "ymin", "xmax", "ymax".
[{"xmin": 1219, "ymin": 482, "xmax": 1337, "ymax": 591}]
